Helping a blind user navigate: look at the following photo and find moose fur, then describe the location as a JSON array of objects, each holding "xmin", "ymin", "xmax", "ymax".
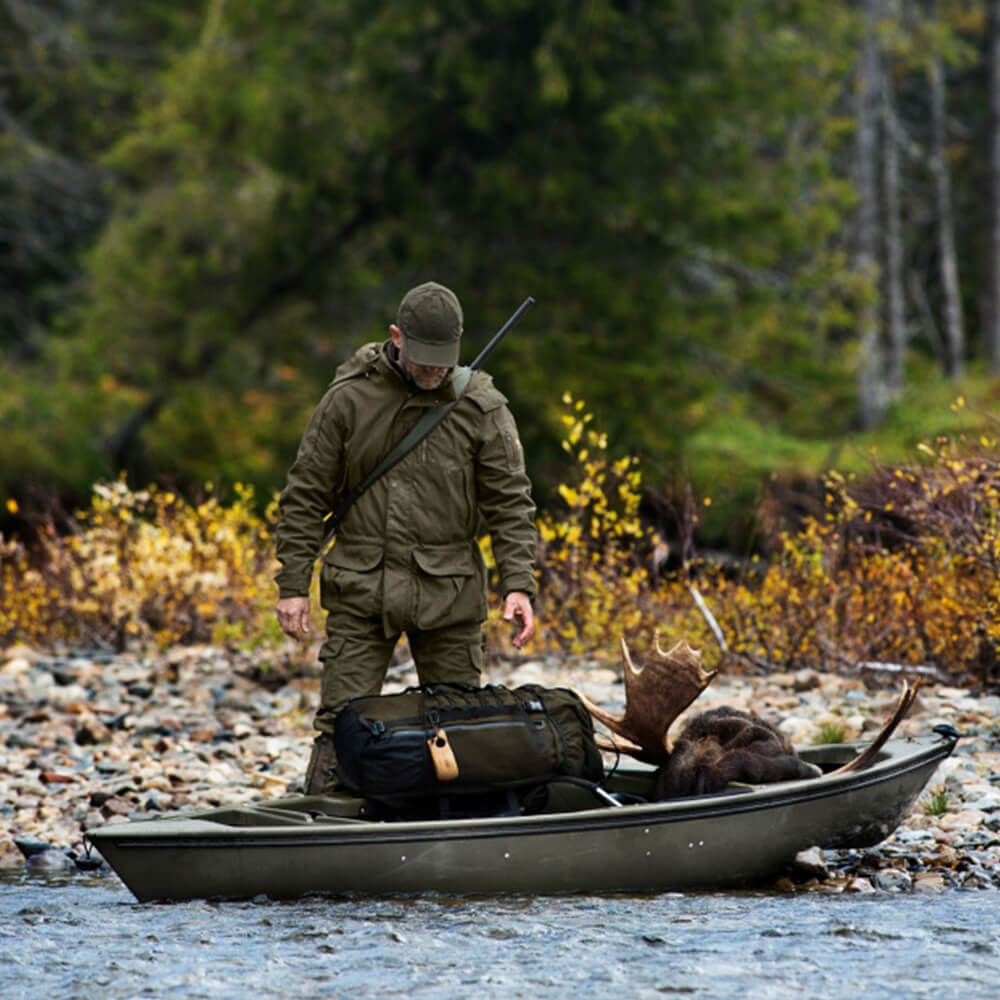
[{"xmin": 651, "ymin": 706, "xmax": 821, "ymax": 799}]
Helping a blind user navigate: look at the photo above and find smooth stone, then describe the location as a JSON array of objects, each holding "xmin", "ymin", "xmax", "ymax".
[
  {"xmin": 793, "ymin": 846, "xmax": 829, "ymax": 880},
  {"xmin": 845, "ymin": 877, "xmax": 877, "ymax": 894},
  {"xmin": 874, "ymin": 868, "xmax": 912, "ymax": 891},
  {"xmin": 913, "ymin": 872, "xmax": 948, "ymax": 892},
  {"xmin": 938, "ymin": 810, "xmax": 984, "ymax": 831},
  {"xmin": 893, "ymin": 828, "xmax": 935, "ymax": 845},
  {"xmin": 13, "ymin": 836, "xmax": 55, "ymax": 859},
  {"xmin": 966, "ymin": 794, "xmax": 1000, "ymax": 812},
  {"xmin": 26, "ymin": 848, "xmax": 76, "ymax": 871}
]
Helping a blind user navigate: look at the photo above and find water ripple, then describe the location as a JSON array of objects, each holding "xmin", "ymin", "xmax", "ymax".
[{"xmin": 2, "ymin": 872, "xmax": 999, "ymax": 999}]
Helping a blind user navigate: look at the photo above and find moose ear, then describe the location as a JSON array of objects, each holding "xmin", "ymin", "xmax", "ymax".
[{"xmin": 580, "ymin": 632, "xmax": 716, "ymax": 764}]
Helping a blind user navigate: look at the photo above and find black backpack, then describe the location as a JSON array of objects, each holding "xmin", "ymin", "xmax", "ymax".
[{"xmin": 334, "ymin": 683, "xmax": 604, "ymax": 807}]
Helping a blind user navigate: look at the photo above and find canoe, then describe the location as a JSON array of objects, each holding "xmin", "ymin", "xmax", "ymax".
[{"xmin": 86, "ymin": 729, "xmax": 957, "ymax": 902}]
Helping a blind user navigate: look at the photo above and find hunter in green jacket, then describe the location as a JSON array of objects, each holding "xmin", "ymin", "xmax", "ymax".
[{"xmin": 275, "ymin": 282, "xmax": 537, "ymax": 793}]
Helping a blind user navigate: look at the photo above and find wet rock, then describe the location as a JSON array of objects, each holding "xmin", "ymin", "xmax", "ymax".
[
  {"xmin": 845, "ymin": 876, "xmax": 877, "ymax": 893},
  {"xmin": 27, "ymin": 848, "xmax": 76, "ymax": 871},
  {"xmin": 913, "ymin": 872, "xmax": 948, "ymax": 892},
  {"xmin": 0, "ymin": 840, "xmax": 24, "ymax": 869},
  {"xmin": 13, "ymin": 836, "xmax": 72, "ymax": 871},
  {"xmin": 13, "ymin": 836, "xmax": 54, "ymax": 860},
  {"xmin": 793, "ymin": 846, "xmax": 830, "ymax": 881},
  {"xmin": 873, "ymin": 868, "xmax": 912, "ymax": 892},
  {"xmin": 960, "ymin": 869, "xmax": 994, "ymax": 890}
]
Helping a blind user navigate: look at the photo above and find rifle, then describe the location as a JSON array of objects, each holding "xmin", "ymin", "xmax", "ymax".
[{"xmin": 316, "ymin": 295, "xmax": 535, "ymax": 555}]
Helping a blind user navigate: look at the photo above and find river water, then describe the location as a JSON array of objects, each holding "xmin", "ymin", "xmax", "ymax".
[{"xmin": 2, "ymin": 871, "xmax": 999, "ymax": 1000}]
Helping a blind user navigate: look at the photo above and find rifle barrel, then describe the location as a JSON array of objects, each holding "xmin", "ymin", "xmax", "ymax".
[{"xmin": 468, "ymin": 296, "xmax": 535, "ymax": 370}]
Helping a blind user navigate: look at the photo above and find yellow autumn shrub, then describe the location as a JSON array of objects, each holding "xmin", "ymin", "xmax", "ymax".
[
  {"xmin": 530, "ymin": 392, "xmax": 665, "ymax": 657},
  {"xmin": 0, "ymin": 478, "xmax": 284, "ymax": 649},
  {"xmin": 0, "ymin": 398, "xmax": 996, "ymax": 680}
]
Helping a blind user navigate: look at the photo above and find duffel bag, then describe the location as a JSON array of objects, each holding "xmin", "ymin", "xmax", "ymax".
[{"xmin": 333, "ymin": 682, "xmax": 604, "ymax": 803}]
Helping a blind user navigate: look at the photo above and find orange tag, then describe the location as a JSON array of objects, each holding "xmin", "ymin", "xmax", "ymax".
[{"xmin": 428, "ymin": 726, "xmax": 459, "ymax": 781}]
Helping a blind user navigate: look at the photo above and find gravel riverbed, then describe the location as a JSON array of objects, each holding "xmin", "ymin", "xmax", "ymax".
[{"xmin": 2, "ymin": 642, "xmax": 998, "ymax": 893}]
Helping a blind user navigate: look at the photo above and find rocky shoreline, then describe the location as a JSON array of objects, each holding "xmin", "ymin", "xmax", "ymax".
[{"xmin": 2, "ymin": 642, "xmax": 998, "ymax": 892}]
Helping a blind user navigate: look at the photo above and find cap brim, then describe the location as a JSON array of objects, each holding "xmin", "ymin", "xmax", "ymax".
[{"xmin": 405, "ymin": 337, "xmax": 460, "ymax": 367}]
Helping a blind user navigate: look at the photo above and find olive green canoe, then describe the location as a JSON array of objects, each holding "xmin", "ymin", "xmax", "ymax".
[{"xmin": 85, "ymin": 729, "xmax": 956, "ymax": 902}]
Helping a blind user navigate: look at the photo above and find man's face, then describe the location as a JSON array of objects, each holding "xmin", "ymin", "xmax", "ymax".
[{"xmin": 391, "ymin": 326, "xmax": 451, "ymax": 391}]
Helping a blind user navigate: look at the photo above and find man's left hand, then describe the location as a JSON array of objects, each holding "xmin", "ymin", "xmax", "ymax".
[{"xmin": 503, "ymin": 591, "xmax": 534, "ymax": 649}]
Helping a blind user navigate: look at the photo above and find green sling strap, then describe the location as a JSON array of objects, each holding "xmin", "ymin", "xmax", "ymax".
[
  {"xmin": 315, "ymin": 295, "xmax": 534, "ymax": 557},
  {"xmin": 315, "ymin": 367, "xmax": 473, "ymax": 555}
]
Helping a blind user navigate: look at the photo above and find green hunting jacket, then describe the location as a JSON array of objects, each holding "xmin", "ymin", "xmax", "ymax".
[{"xmin": 275, "ymin": 341, "xmax": 537, "ymax": 636}]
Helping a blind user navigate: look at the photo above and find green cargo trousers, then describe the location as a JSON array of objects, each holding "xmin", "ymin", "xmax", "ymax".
[{"xmin": 305, "ymin": 609, "xmax": 484, "ymax": 794}]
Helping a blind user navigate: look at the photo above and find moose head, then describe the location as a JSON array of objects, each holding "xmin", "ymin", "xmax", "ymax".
[{"xmin": 582, "ymin": 632, "xmax": 920, "ymax": 798}]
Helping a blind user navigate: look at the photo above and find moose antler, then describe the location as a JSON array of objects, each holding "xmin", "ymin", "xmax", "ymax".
[{"xmin": 581, "ymin": 632, "xmax": 717, "ymax": 764}]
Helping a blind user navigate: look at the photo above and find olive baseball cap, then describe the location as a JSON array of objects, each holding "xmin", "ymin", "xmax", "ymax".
[{"xmin": 396, "ymin": 281, "xmax": 463, "ymax": 367}]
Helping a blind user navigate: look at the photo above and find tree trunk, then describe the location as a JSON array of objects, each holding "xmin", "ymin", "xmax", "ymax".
[
  {"xmin": 856, "ymin": 0, "xmax": 887, "ymax": 428},
  {"xmin": 882, "ymin": 58, "xmax": 906, "ymax": 399},
  {"xmin": 929, "ymin": 5, "xmax": 965, "ymax": 378},
  {"xmin": 989, "ymin": 0, "xmax": 1000, "ymax": 371}
]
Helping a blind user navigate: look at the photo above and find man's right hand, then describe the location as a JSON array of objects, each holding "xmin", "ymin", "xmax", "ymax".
[{"xmin": 277, "ymin": 596, "xmax": 312, "ymax": 640}]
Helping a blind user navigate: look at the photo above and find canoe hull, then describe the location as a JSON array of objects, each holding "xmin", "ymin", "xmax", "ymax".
[{"xmin": 87, "ymin": 733, "xmax": 954, "ymax": 902}]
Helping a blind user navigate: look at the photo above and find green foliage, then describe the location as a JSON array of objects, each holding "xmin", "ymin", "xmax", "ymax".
[
  {"xmin": 921, "ymin": 785, "xmax": 950, "ymax": 817},
  {"xmin": 812, "ymin": 722, "xmax": 851, "ymax": 746},
  {"xmin": 4, "ymin": 0, "xmax": 870, "ymax": 521},
  {"xmin": 0, "ymin": 1, "xmax": 204, "ymax": 356}
]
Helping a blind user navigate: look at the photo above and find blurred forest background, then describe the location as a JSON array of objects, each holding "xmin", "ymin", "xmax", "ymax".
[{"xmin": 3, "ymin": 0, "xmax": 1000, "ymax": 555}]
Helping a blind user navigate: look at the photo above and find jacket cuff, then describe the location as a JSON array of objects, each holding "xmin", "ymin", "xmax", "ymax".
[
  {"xmin": 275, "ymin": 568, "xmax": 312, "ymax": 600},
  {"xmin": 501, "ymin": 575, "xmax": 536, "ymax": 601}
]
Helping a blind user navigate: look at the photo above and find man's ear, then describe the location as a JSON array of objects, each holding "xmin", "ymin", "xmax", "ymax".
[{"xmin": 389, "ymin": 323, "xmax": 402, "ymax": 349}]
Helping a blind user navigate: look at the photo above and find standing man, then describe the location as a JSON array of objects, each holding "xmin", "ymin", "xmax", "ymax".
[{"xmin": 275, "ymin": 281, "xmax": 537, "ymax": 794}]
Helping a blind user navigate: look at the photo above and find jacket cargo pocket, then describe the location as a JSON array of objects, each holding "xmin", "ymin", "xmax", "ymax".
[
  {"xmin": 321, "ymin": 540, "xmax": 384, "ymax": 617},
  {"xmin": 412, "ymin": 543, "xmax": 481, "ymax": 629}
]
